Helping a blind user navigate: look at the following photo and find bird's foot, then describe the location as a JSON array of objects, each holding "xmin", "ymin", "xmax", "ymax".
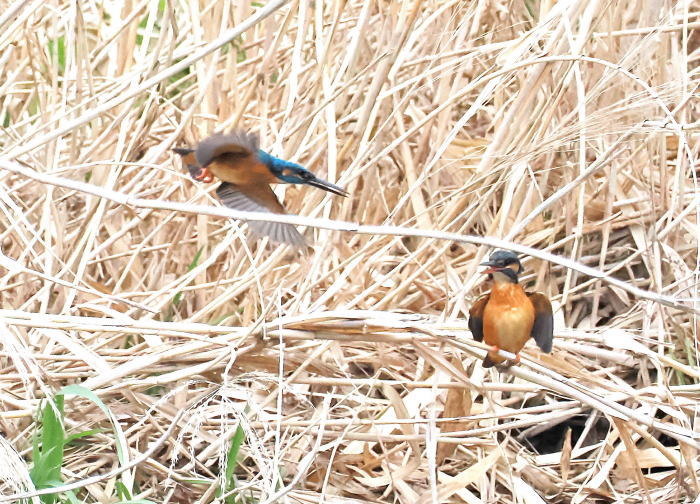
[
  {"xmin": 194, "ymin": 167, "xmax": 214, "ymax": 183},
  {"xmin": 498, "ymin": 353, "xmax": 521, "ymax": 370},
  {"xmin": 489, "ymin": 346, "xmax": 520, "ymax": 369}
]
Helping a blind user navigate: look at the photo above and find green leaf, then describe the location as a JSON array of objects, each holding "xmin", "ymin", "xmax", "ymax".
[
  {"xmin": 59, "ymin": 385, "xmax": 135, "ymax": 497},
  {"xmin": 225, "ymin": 425, "xmax": 245, "ymax": 481},
  {"xmin": 64, "ymin": 489, "xmax": 82, "ymax": 504},
  {"xmin": 209, "ymin": 313, "xmax": 236, "ymax": 325},
  {"xmin": 180, "ymin": 478, "xmax": 212, "ymax": 485},
  {"xmin": 172, "ymin": 247, "xmax": 204, "ymax": 306},
  {"xmin": 30, "ymin": 396, "xmax": 65, "ymax": 504},
  {"xmin": 145, "ymin": 385, "xmax": 166, "ymax": 396},
  {"xmin": 115, "ymin": 480, "xmax": 133, "ymax": 501},
  {"xmin": 188, "ymin": 247, "xmax": 204, "ymax": 271},
  {"xmin": 523, "ymin": 0, "xmax": 537, "ymax": 19},
  {"xmin": 47, "ymin": 36, "xmax": 66, "ymax": 73},
  {"xmin": 29, "ymin": 96, "xmax": 40, "ymax": 116},
  {"xmin": 136, "ymin": 15, "xmax": 149, "ymax": 46},
  {"xmin": 65, "ymin": 428, "xmax": 103, "ymax": 444},
  {"xmin": 59, "ymin": 385, "xmax": 129, "ymax": 465},
  {"xmin": 219, "ymin": 425, "xmax": 245, "ymax": 503},
  {"xmin": 40, "ymin": 396, "xmax": 64, "ymax": 479}
]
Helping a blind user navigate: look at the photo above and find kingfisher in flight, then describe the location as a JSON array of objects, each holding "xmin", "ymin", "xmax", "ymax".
[
  {"xmin": 468, "ymin": 250, "xmax": 553, "ymax": 368},
  {"xmin": 173, "ymin": 130, "xmax": 348, "ymax": 247}
]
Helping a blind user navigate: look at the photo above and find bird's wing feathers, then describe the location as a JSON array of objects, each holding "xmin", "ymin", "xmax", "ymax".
[
  {"xmin": 195, "ymin": 130, "xmax": 261, "ymax": 167},
  {"xmin": 254, "ymin": 220, "xmax": 307, "ymax": 248},
  {"xmin": 216, "ymin": 183, "xmax": 270, "ymax": 213},
  {"xmin": 527, "ymin": 292, "xmax": 553, "ymax": 352},
  {"xmin": 218, "ymin": 182, "xmax": 285, "ymax": 214},
  {"xmin": 467, "ymin": 294, "xmax": 490, "ymax": 343},
  {"xmin": 216, "ymin": 183, "xmax": 306, "ymax": 247}
]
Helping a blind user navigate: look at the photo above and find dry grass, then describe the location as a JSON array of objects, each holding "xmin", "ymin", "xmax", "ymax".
[{"xmin": 1, "ymin": 0, "xmax": 699, "ymax": 502}]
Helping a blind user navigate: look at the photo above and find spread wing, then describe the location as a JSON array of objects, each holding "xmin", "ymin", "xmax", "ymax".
[
  {"xmin": 216, "ymin": 182, "xmax": 306, "ymax": 247},
  {"xmin": 527, "ymin": 292, "xmax": 553, "ymax": 353},
  {"xmin": 195, "ymin": 130, "xmax": 261, "ymax": 167},
  {"xmin": 467, "ymin": 294, "xmax": 489, "ymax": 343}
]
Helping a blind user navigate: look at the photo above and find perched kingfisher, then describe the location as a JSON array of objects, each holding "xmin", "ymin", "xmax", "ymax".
[
  {"xmin": 173, "ymin": 130, "xmax": 348, "ymax": 247},
  {"xmin": 468, "ymin": 250, "xmax": 553, "ymax": 368}
]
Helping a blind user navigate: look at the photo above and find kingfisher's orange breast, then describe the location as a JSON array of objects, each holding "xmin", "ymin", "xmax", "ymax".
[
  {"xmin": 208, "ymin": 157, "xmax": 278, "ymax": 185},
  {"xmin": 482, "ymin": 284, "xmax": 535, "ymax": 362}
]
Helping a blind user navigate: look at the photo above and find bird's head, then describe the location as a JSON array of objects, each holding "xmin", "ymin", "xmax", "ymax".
[
  {"xmin": 480, "ymin": 250, "xmax": 524, "ymax": 284},
  {"xmin": 262, "ymin": 152, "xmax": 349, "ymax": 197},
  {"xmin": 172, "ymin": 147, "xmax": 204, "ymax": 179}
]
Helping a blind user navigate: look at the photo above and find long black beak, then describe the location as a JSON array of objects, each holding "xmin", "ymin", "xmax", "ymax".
[
  {"xmin": 480, "ymin": 260, "xmax": 504, "ymax": 275},
  {"xmin": 307, "ymin": 177, "xmax": 349, "ymax": 197}
]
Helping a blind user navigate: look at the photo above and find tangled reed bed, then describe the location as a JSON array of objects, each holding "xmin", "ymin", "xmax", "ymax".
[{"xmin": 0, "ymin": 0, "xmax": 699, "ymax": 502}]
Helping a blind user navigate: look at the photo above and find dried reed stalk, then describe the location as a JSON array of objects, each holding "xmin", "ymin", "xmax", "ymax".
[{"xmin": 0, "ymin": 0, "xmax": 698, "ymax": 503}]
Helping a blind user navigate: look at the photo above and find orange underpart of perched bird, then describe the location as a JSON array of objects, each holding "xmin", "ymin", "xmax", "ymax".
[
  {"xmin": 468, "ymin": 250, "xmax": 553, "ymax": 368},
  {"xmin": 173, "ymin": 130, "xmax": 348, "ymax": 247}
]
